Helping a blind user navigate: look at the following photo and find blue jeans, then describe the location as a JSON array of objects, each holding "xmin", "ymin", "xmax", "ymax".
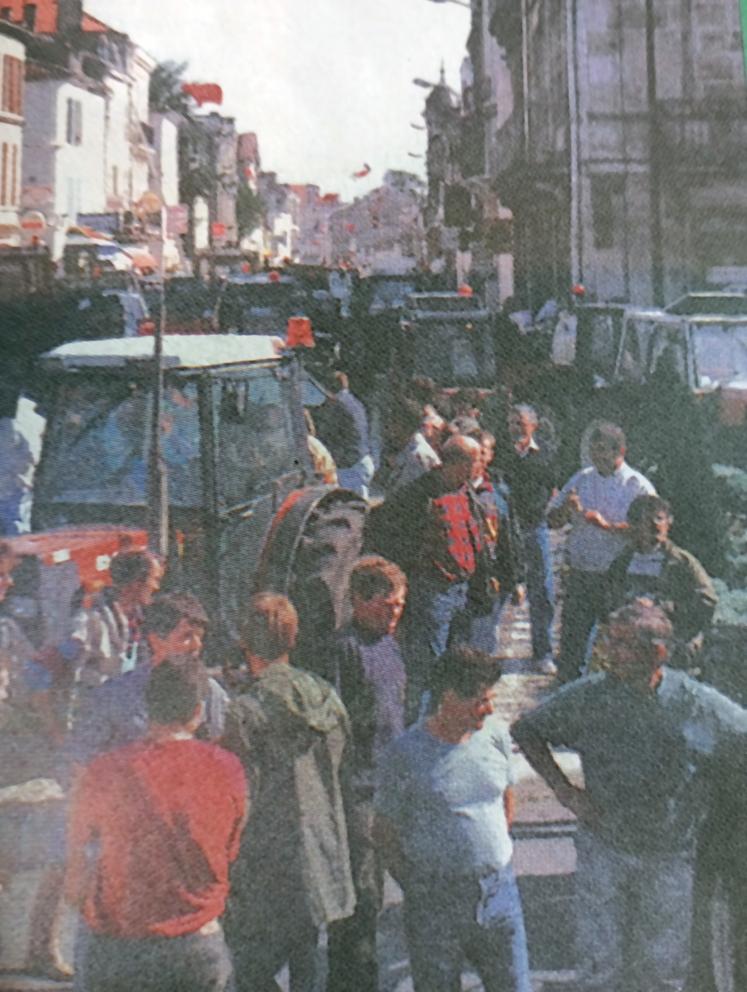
[
  {"xmin": 74, "ymin": 924, "xmax": 234, "ymax": 992},
  {"xmin": 523, "ymin": 522, "xmax": 555, "ymax": 660},
  {"xmin": 403, "ymin": 864, "xmax": 531, "ymax": 992},
  {"xmin": 575, "ymin": 829, "xmax": 692, "ymax": 991},
  {"xmin": 403, "ymin": 578, "xmax": 469, "ymax": 723}
]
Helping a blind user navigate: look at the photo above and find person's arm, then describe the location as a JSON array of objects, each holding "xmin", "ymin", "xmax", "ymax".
[
  {"xmin": 63, "ymin": 772, "xmax": 98, "ymax": 910},
  {"xmin": 372, "ymin": 814, "xmax": 407, "ymax": 887},
  {"xmin": 503, "ymin": 785, "xmax": 516, "ymax": 829},
  {"xmin": 546, "ymin": 485, "xmax": 582, "ymax": 528},
  {"xmin": 511, "ymin": 722, "xmax": 598, "ymax": 827}
]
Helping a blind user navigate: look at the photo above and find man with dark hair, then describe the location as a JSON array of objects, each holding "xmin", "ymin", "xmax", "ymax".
[
  {"xmin": 548, "ymin": 422, "xmax": 655, "ymax": 682},
  {"xmin": 65, "ymin": 662, "xmax": 247, "ymax": 992},
  {"xmin": 503, "ymin": 403, "xmax": 558, "ymax": 674},
  {"xmin": 512, "ymin": 598, "xmax": 747, "ymax": 992},
  {"xmin": 315, "ymin": 370, "xmax": 374, "ymax": 497},
  {"xmin": 374, "ymin": 645, "xmax": 530, "ymax": 992},
  {"xmin": 69, "ymin": 591, "xmax": 227, "ymax": 765},
  {"xmin": 602, "ymin": 495, "xmax": 717, "ymax": 670},
  {"xmin": 223, "ymin": 592, "xmax": 354, "ymax": 992},
  {"xmin": 325, "ymin": 556, "xmax": 408, "ymax": 992}
]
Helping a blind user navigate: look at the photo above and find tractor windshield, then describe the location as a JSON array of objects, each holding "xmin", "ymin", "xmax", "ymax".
[{"xmin": 41, "ymin": 378, "xmax": 202, "ymax": 507}]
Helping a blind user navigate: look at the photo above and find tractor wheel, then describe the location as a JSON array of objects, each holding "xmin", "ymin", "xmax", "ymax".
[{"xmin": 258, "ymin": 489, "xmax": 366, "ymax": 675}]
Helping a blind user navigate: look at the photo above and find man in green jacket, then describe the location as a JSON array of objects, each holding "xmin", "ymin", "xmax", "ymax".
[
  {"xmin": 603, "ymin": 495, "xmax": 717, "ymax": 670},
  {"xmin": 222, "ymin": 592, "xmax": 354, "ymax": 992}
]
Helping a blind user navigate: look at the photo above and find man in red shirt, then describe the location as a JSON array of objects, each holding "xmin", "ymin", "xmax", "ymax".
[{"xmin": 65, "ymin": 662, "xmax": 247, "ymax": 992}]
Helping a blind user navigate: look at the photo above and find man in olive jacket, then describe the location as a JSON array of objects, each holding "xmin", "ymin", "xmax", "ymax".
[
  {"xmin": 603, "ymin": 495, "xmax": 717, "ymax": 669},
  {"xmin": 222, "ymin": 593, "xmax": 354, "ymax": 992}
]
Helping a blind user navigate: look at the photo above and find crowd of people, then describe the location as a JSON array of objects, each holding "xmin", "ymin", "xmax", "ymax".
[{"xmin": 0, "ymin": 360, "xmax": 743, "ymax": 992}]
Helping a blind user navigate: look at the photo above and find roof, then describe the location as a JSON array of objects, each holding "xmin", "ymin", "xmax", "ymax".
[
  {"xmin": 81, "ymin": 12, "xmax": 112, "ymax": 32},
  {"xmin": 42, "ymin": 334, "xmax": 285, "ymax": 370}
]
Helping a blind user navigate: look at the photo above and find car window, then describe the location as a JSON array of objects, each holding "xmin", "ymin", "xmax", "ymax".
[
  {"xmin": 216, "ymin": 370, "xmax": 299, "ymax": 506},
  {"xmin": 692, "ymin": 324, "xmax": 747, "ymax": 387}
]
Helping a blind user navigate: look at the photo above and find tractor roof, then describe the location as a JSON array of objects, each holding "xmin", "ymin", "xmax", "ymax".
[{"xmin": 41, "ymin": 334, "xmax": 286, "ymax": 371}]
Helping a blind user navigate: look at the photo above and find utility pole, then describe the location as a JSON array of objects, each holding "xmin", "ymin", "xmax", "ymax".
[{"xmin": 645, "ymin": 0, "xmax": 665, "ymax": 306}]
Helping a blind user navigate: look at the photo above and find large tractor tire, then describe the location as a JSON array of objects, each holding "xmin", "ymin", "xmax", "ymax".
[{"xmin": 255, "ymin": 487, "xmax": 367, "ymax": 673}]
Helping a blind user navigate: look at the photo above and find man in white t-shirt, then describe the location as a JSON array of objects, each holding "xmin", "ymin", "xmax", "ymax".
[{"xmin": 547, "ymin": 422, "xmax": 655, "ymax": 682}]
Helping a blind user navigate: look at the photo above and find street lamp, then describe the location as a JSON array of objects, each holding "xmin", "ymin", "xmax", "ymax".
[
  {"xmin": 410, "ymin": 122, "xmax": 426, "ymax": 131},
  {"xmin": 424, "ymin": 0, "xmax": 472, "ymax": 8},
  {"xmin": 407, "ymin": 152, "xmax": 424, "ymax": 159}
]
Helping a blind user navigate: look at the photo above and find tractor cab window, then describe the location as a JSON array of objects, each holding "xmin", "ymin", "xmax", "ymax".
[
  {"xmin": 42, "ymin": 379, "xmax": 201, "ymax": 507},
  {"xmin": 691, "ymin": 322, "xmax": 747, "ymax": 388},
  {"xmin": 216, "ymin": 369, "xmax": 297, "ymax": 507},
  {"xmin": 616, "ymin": 319, "xmax": 688, "ymax": 386}
]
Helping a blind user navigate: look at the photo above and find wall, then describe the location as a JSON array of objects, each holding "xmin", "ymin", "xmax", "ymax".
[
  {"xmin": 0, "ymin": 30, "xmax": 24, "ymax": 240},
  {"xmin": 22, "ymin": 77, "xmax": 105, "ymax": 257}
]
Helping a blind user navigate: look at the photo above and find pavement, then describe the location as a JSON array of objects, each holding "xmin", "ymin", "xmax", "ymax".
[{"xmin": 0, "ymin": 536, "xmax": 583, "ymax": 992}]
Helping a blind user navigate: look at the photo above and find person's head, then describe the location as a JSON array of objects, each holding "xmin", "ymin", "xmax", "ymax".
[
  {"xmin": 627, "ymin": 496, "xmax": 673, "ymax": 553},
  {"xmin": 109, "ymin": 550, "xmax": 163, "ymax": 608},
  {"xmin": 441, "ymin": 434, "xmax": 482, "ymax": 488},
  {"xmin": 145, "ymin": 661, "xmax": 208, "ymax": 732},
  {"xmin": 431, "ymin": 645, "xmax": 503, "ymax": 733},
  {"xmin": 143, "ymin": 592, "xmax": 209, "ymax": 666},
  {"xmin": 600, "ymin": 598, "xmax": 672, "ymax": 691},
  {"xmin": 449, "ymin": 414, "xmax": 482, "ymax": 440},
  {"xmin": 240, "ymin": 592, "xmax": 299, "ymax": 672},
  {"xmin": 350, "ymin": 556, "xmax": 407, "ymax": 638},
  {"xmin": 589, "ymin": 423, "xmax": 626, "ymax": 477},
  {"xmin": 477, "ymin": 430, "xmax": 496, "ymax": 475},
  {"xmin": 0, "ymin": 541, "xmax": 19, "ymax": 604},
  {"xmin": 421, "ymin": 406, "xmax": 447, "ymax": 446},
  {"xmin": 509, "ymin": 404, "xmax": 539, "ymax": 443}
]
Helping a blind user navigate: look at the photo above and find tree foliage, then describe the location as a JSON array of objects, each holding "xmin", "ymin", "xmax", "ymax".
[
  {"xmin": 237, "ymin": 185, "xmax": 265, "ymax": 238},
  {"xmin": 150, "ymin": 60, "xmax": 192, "ymax": 116}
]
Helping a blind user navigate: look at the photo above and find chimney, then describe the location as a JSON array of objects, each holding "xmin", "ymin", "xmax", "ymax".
[{"xmin": 57, "ymin": 0, "xmax": 82, "ymax": 35}]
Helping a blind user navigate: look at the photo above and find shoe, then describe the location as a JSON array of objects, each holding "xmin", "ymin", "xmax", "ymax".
[{"xmin": 535, "ymin": 655, "xmax": 558, "ymax": 676}]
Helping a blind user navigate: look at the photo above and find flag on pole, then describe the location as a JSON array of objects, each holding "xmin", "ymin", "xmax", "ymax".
[
  {"xmin": 182, "ymin": 83, "xmax": 223, "ymax": 107},
  {"xmin": 351, "ymin": 163, "xmax": 371, "ymax": 180}
]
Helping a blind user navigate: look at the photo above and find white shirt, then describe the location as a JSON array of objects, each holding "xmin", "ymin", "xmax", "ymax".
[
  {"xmin": 548, "ymin": 461, "xmax": 656, "ymax": 572},
  {"xmin": 389, "ymin": 431, "xmax": 441, "ymax": 492}
]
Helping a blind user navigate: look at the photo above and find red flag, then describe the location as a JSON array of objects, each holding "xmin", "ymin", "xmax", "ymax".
[
  {"xmin": 182, "ymin": 83, "xmax": 223, "ymax": 107},
  {"xmin": 351, "ymin": 163, "xmax": 371, "ymax": 179}
]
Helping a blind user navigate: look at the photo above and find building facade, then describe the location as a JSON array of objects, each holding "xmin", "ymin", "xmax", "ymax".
[
  {"xmin": 0, "ymin": 20, "xmax": 25, "ymax": 244},
  {"xmin": 487, "ymin": 0, "xmax": 747, "ymax": 307}
]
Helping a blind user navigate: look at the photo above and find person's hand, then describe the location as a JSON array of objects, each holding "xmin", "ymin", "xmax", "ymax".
[
  {"xmin": 556, "ymin": 783, "xmax": 600, "ymax": 828},
  {"xmin": 565, "ymin": 488, "xmax": 583, "ymax": 514},
  {"xmin": 584, "ymin": 509, "xmax": 610, "ymax": 529},
  {"xmin": 511, "ymin": 584, "xmax": 526, "ymax": 606}
]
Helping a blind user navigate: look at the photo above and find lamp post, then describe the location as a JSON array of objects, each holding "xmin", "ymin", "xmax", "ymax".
[{"xmin": 410, "ymin": 122, "xmax": 426, "ymax": 131}]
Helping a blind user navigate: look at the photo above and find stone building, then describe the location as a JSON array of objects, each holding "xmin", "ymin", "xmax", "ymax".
[
  {"xmin": 485, "ymin": 0, "xmax": 747, "ymax": 307},
  {"xmin": 0, "ymin": 19, "xmax": 26, "ymax": 244}
]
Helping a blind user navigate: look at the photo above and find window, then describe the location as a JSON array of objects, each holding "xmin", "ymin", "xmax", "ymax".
[
  {"xmin": 0, "ymin": 143, "xmax": 6, "ymax": 206},
  {"xmin": 0, "ymin": 10, "xmax": 11, "ymax": 21},
  {"xmin": 23, "ymin": 3, "xmax": 36, "ymax": 30},
  {"xmin": 66, "ymin": 98, "xmax": 82, "ymax": 146},
  {"xmin": 216, "ymin": 370, "xmax": 297, "ymax": 506},
  {"xmin": 2, "ymin": 56, "xmax": 23, "ymax": 116},
  {"xmin": 591, "ymin": 175, "xmax": 625, "ymax": 250}
]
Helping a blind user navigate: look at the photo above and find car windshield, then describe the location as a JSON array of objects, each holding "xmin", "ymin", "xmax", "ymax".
[
  {"xmin": 219, "ymin": 284, "xmax": 308, "ymax": 332},
  {"xmin": 408, "ymin": 320, "xmax": 496, "ymax": 385},
  {"xmin": 41, "ymin": 379, "xmax": 202, "ymax": 507},
  {"xmin": 692, "ymin": 323, "xmax": 747, "ymax": 387},
  {"xmin": 616, "ymin": 319, "xmax": 689, "ymax": 385}
]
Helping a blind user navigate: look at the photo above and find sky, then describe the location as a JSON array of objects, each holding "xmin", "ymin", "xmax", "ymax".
[{"xmin": 86, "ymin": 0, "xmax": 471, "ymax": 201}]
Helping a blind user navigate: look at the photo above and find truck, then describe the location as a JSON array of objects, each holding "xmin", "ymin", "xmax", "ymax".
[{"xmin": 10, "ymin": 334, "xmax": 367, "ymax": 660}]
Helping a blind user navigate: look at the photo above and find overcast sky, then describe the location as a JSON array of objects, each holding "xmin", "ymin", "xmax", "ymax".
[{"xmin": 86, "ymin": 0, "xmax": 470, "ymax": 201}]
